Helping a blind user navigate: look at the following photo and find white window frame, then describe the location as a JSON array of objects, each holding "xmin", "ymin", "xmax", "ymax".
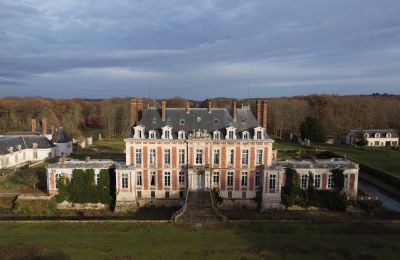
[
  {"xmin": 136, "ymin": 171, "xmax": 142, "ymax": 186},
  {"xmin": 149, "ymin": 130, "xmax": 156, "ymax": 139},
  {"xmin": 241, "ymin": 172, "xmax": 248, "ymax": 187},
  {"xmin": 178, "ymin": 149, "xmax": 185, "ymax": 164},
  {"xmin": 327, "ymin": 174, "xmax": 333, "ymax": 188},
  {"xmin": 213, "ymin": 131, "xmax": 221, "ymax": 139},
  {"xmin": 241, "ymin": 149, "xmax": 249, "ymax": 165},
  {"xmin": 178, "ymin": 131, "xmax": 185, "ymax": 139},
  {"xmin": 242, "ymin": 131, "xmax": 249, "ymax": 140},
  {"xmin": 213, "ymin": 149, "xmax": 220, "ymax": 165},
  {"xmin": 195, "ymin": 149, "xmax": 203, "ymax": 165},
  {"xmin": 135, "ymin": 149, "xmax": 142, "ymax": 164},
  {"xmin": 164, "ymin": 172, "xmax": 171, "ymax": 187},
  {"xmin": 227, "ymin": 172, "xmax": 234, "ymax": 187},
  {"xmin": 229, "ymin": 149, "xmax": 234, "ymax": 165},
  {"xmin": 314, "ymin": 174, "xmax": 321, "ymax": 188},
  {"xmin": 269, "ymin": 174, "xmax": 276, "ymax": 191},
  {"xmin": 164, "ymin": 149, "xmax": 171, "ymax": 165},
  {"xmin": 149, "ymin": 149, "xmax": 156, "ymax": 165},
  {"xmin": 122, "ymin": 173, "xmax": 129, "ymax": 189},
  {"xmin": 213, "ymin": 172, "xmax": 219, "ymax": 184},
  {"xmin": 150, "ymin": 172, "xmax": 156, "ymax": 187},
  {"xmin": 256, "ymin": 149, "xmax": 263, "ymax": 165}
]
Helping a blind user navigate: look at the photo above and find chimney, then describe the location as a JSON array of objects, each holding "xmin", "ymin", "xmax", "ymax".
[
  {"xmin": 208, "ymin": 101, "xmax": 212, "ymax": 113},
  {"xmin": 161, "ymin": 99, "xmax": 167, "ymax": 121},
  {"xmin": 137, "ymin": 98, "xmax": 143, "ymax": 120},
  {"xmin": 232, "ymin": 101, "xmax": 237, "ymax": 121},
  {"xmin": 185, "ymin": 101, "xmax": 190, "ymax": 113},
  {"xmin": 51, "ymin": 125, "xmax": 55, "ymax": 136},
  {"xmin": 41, "ymin": 118, "xmax": 47, "ymax": 136},
  {"xmin": 31, "ymin": 119, "xmax": 37, "ymax": 133},
  {"xmin": 256, "ymin": 99, "xmax": 262, "ymax": 125},
  {"xmin": 130, "ymin": 98, "xmax": 137, "ymax": 127},
  {"xmin": 262, "ymin": 99, "xmax": 268, "ymax": 130}
]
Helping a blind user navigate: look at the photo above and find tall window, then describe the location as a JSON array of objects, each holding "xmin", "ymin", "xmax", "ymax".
[
  {"xmin": 229, "ymin": 150, "xmax": 234, "ymax": 165},
  {"xmin": 242, "ymin": 132, "xmax": 249, "ymax": 140},
  {"xmin": 241, "ymin": 149, "xmax": 249, "ymax": 165},
  {"xmin": 164, "ymin": 172, "xmax": 171, "ymax": 187},
  {"xmin": 314, "ymin": 174, "xmax": 321, "ymax": 188},
  {"xmin": 269, "ymin": 174, "xmax": 276, "ymax": 190},
  {"xmin": 55, "ymin": 173, "xmax": 61, "ymax": 188},
  {"xmin": 213, "ymin": 131, "xmax": 220, "ymax": 139},
  {"xmin": 300, "ymin": 175, "xmax": 308, "ymax": 189},
  {"xmin": 228, "ymin": 130, "xmax": 234, "ymax": 139},
  {"xmin": 150, "ymin": 172, "xmax": 156, "ymax": 187},
  {"xmin": 164, "ymin": 149, "xmax": 171, "ymax": 165},
  {"xmin": 149, "ymin": 131, "xmax": 156, "ymax": 139},
  {"xmin": 328, "ymin": 174, "xmax": 333, "ymax": 188},
  {"xmin": 256, "ymin": 131, "xmax": 262, "ymax": 139},
  {"xmin": 136, "ymin": 172, "xmax": 142, "ymax": 186},
  {"xmin": 344, "ymin": 175, "xmax": 349, "ymax": 189},
  {"xmin": 255, "ymin": 172, "xmax": 261, "ymax": 187},
  {"xmin": 213, "ymin": 150, "xmax": 220, "ymax": 165},
  {"xmin": 196, "ymin": 149, "xmax": 203, "ymax": 165},
  {"xmin": 179, "ymin": 171, "xmax": 185, "ymax": 185},
  {"xmin": 241, "ymin": 172, "xmax": 248, "ymax": 187},
  {"xmin": 179, "ymin": 149, "xmax": 185, "ymax": 164},
  {"xmin": 256, "ymin": 150, "xmax": 263, "ymax": 165},
  {"xmin": 33, "ymin": 151, "xmax": 38, "ymax": 159},
  {"xmin": 135, "ymin": 149, "xmax": 142, "ymax": 164},
  {"xmin": 213, "ymin": 172, "xmax": 219, "ymax": 184},
  {"xmin": 164, "ymin": 130, "xmax": 171, "ymax": 139},
  {"xmin": 149, "ymin": 149, "xmax": 156, "ymax": 165},
  {"xmin": 227, "ymin": 172, "xmax": 234, "ymax": 187},
  {"xmin": 122, "ymin": 173, "xmax": 129, "ymax": 189},
  {"xmin": 96, "ymin": 174, "xmax": 100, "ymax": 185}
]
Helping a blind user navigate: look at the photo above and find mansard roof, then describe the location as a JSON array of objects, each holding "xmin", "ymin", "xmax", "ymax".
[
  {"xmin": 136, "ymin": 106, "xmax": 268, "ymax": 139},
  {"xmin": 348, "ymin": 129, "xmax": 398, "ymax": 138},
  {"xmin": 0, "ymin": 135, "xmax": 55, "ymax": 155},
  {"xmin": 52, "ymin": 127, "xmax": 72, "ymax": 143}
]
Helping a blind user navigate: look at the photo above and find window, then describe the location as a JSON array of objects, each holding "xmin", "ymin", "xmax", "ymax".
[
  {"xmin": 228, "ymin": 130, "xmax": 234, "ymax": 139},
  {"xmin": 227, "ymin": 172, "xmax": 234, "ymax": 187},
  {"xmin": 269, "ymin": 174, "xmax": 276, "ymax": 190},
  {"xmin": 179, "ymin": 149, "xmax": 185, "ymax": 164},
  {"xmin": 136, "ymin": 172, "xmax": 142, "ymax": 186},
  {"xmin": 213, "ymin": 172, "xmax": 219, "ymax": 184},
  {"xmin": 33, "ymin": 151, "xmax": 38, "ymax": 159},
  {"xmin": 165, "ymin": 191, "xmax": 170, "ymax": 198},
  {"xmin": 228, "ymin": 191, "xmax": 232, "ymax": 198},
  {"xmin": 375, "ymin": 133, "xmax": 380, "ymax": 138},
  {"xmin": 149, "ymin": 149, "xmax": 156, "ymax": 165},
  {"xmin": 213, "ymin": 131, "xmax": 220, "ymax": 139},
  {"xmin": 229, "ymin": 150, "xmax": 234, "ymax": 165},
  {"xmin": 179, "ymin": 191, "xmax": 184, "ymax": 198},
  {"xmin": 387, "ymin": 133, "xmax": 391, "ymax": 138},
  {"xmin": 241, "ymin": 149, "xmax": 249, "ymax": 165},
  {"xmin": 178, "ymin": 131, "xmax": 185, "ymax": 139},
  {"xmin": 137, "ymin": 191, "xmax": 142, "ymax": 198},
  {"xmin": 149, "ymin": 131, "xmax": 156, "ymax": 139},
  {"xmin": 255, "ymin": 172, "xmax": 261, "ymax": 187},
  {"xmin": 256, "ymin": 150, "xmax": 263, "ymax": 165},
  {"xmin": 151, "ymin": 191, "xmax": 155, "ymax": 198},
  {"xmin": 164, "ymin": 172, "xmax": 171, "ymax": 187},
  {"xmin": 196, "ymin": 149, "xmax": 203, "ymax": 165},
  {"xmin": 344, "ymin": 175, "xmax": 349, "ymax": 189},
  {"xmin": 55, "ymin": 173, "xmax": 61, "ymax": 188},
  {"xmin": 314, "ymin": 175, "xmax": 321, "ymax": 188},
  {"xmin": 135, "ymin": 149, "xmax": 142, "ymax": 164},
  {"xmin": 122, "ymin": 173, "xmax": 129, "ymax": 189},
  {"xmin": 164, "ymin": 130, "xmax": 171, "ymax": 139},
  {"xmin": 242, "ymin": 132, "xmax": 249, "ymax": 140},
  {"xmin": 241, "ymin": 172, "xmax": 248, "ymax": 187},
  {"xmin": 242, "ymin": 191, "xmax": 246, "ymax": 199},
  {"xmin": 300, "ymin": 175, "xmax": 308, "ymax": 189},
  {"xmin": 256, "ymin": 131, "xmax": 262, "ymax": 139},
  {"xmin": 152, "ymin": 118, "xmax": 156, "ymax": 124},
  {"xmin": 96, "ymin": 174, "xmax": 100, "ymax": 185},
  {"xmin": 179, "ymin": 171, "xmax": 185, "ymax": 184},
  {"xmin": 164, "ymin": 149, "xmax": 171, "ymax": 164},
  {"xmin": 328, "ymin": 175, "xmax": 333, "ymax": 188},
  {"xmin": 214, "ymin": 119, "xmax": 219, "ymax": 125},
  {"xmin": 197, "ymin": 117, "xmax": 201, "ymax": 122},
  {"xmin": 180, "ymin": 119, "xmax": 185, "ymax": 125},
  {"xmin": 374, "ymin": 141, "xmax": 379, "ymax": 146},
  {"xmin": 150, "ymin": 172, "xmax": 156, "ymax": 187},
  {"xmin": 213, "ymin": 150, "xmax": 220, "ymax": 165}
]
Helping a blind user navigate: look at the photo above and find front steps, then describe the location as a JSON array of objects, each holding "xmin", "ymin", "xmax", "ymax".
[{"xmin": 176, "ymin": 190, "xmax": 221, "ymax": 225}]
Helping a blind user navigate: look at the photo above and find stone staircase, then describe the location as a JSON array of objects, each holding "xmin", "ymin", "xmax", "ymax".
[{"xmin": 176, "ymin": 190, "xmax": 221, "ymax": 225}]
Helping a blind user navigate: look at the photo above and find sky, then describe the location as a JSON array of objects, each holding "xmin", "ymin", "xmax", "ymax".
[{"xmin": 0, "ymin": 0, "xmax": 400, "ymax": 99}]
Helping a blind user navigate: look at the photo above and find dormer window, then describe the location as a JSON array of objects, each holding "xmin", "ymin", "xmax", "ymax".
[
  {"xmin": 375, "ymin": 133, "xmax": 380, "ymax": 138},
  {"xmin": 387, "ymin": 133, "xmax": 391, "ymax": 138},
  {"xmin": 213, "ymin": 131, "xmax": 221, "ymax": 140},
  {"xmin": 149, "ymin": 130, "xmax": 156, "ymax": 139},
  {"xmin": 152, "ymin": 118, "xmax": 157, "ymax": 124},
  {"xmin": 162, "ymin": 126, "xmax": 173, "ymax": 139},
  {"xmin": 242, "ymin": 131, "xmax": 249, "ymax": 140},
  {"xmin": 254, "ymin": 127, "xmax": 264, "ymax": 140},
  {"xmin": 226, "ymin": 126, "xmax": 236, "ymax": 140},
  {"xmin": 178, "ymin": 131, "xmax": 185, "ymax": 139},
  {"xmin": 214, "ymin": 119, "xmax": 219, "ymax": 125},
  {"xmin": 133, "ymin": 125, "xmax": 145, "ymax": 139},
  {"xmin": 197, "ymin": 117, "xmax": 201, "ymax": 122},
  {"xmin": 364, "ymin": 133, "xmax": 369, "ymax": 138},
  {"xmin": 180, "ymin": 119, "xmax": 185, "ymax": 125}
]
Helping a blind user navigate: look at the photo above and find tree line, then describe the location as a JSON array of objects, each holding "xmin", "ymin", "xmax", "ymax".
[{"xmin": 0, "ymin": 94, "xmax": 399, "ymax": 140}]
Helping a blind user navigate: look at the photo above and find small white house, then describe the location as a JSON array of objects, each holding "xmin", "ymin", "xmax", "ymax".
[
  {"xmin": 346, "ymin": 129, "xmax": 399, "ymax": 147},
  {"xmin": 52, "ymin": 127, "xmax": 73, "ymax": 157}
]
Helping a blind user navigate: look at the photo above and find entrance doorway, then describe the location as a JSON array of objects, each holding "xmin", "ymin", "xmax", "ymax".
[{"xmin": 193, "ymin": 171, "xmax": 205, "ymax": 191}]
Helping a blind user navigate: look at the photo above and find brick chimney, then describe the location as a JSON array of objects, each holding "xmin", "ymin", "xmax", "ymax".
[
  {"xmin": 208, "ymin": 101, "xmax": 212, "ymax": 113},
  {"xmin": 31, "ymin": 119, "xmax": 37, "ymax": 133},
  {"xmin": 51, "ymin": 125, "xmax": 56, "ymax": 136},
  {"xmin": 137, "ymin": 98, "xmax": 143, "ymax": 121},
  {"xmin": 232, "ymin": 101, "xmax": 237, "ymax": 121},
  {"xmin": 256, "ymin": 99, "xmax": 262, "ymax": 125},
  {"xmin": 130, "ymin": 98, "xmax": 137, "ymax": 127},
  {"xmin": 41, "ymin": 118, "xmax": 47, "ymax": 136},
  {"xmin": 185, "ymin": 100, "xmax": 190, "ymax": 113},
  {"xmin": 262, "ymin": 99, "xmax": 268, "ymax": 130},
  {"xmin": 161, "ymin": 99, "xmax": 167, "ymax": 121}
]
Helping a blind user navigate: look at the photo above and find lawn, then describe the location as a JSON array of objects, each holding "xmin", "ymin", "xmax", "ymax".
[
  {"xmin": 273, "ymin": 139, "xmax": 310, "ymax": 160},
  {"xmin": 316, "ymin": 144, "xmax": 400, "ymax": 178},
  {"xmin": 0, "ymin": 222, "xmax": 399, "ymax": 259},
  {"xmin": 91, "ymin": 138, "xmax": 125, "ymax": 152}
]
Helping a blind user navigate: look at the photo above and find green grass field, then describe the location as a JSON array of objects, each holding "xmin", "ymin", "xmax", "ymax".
[
  {"xmin": 316, "ymin": 144, "xmax": 400, "ymax": 178},
  {"xmin": 0, "ymin": 222, "xmax": 399, "ymax": 259},
  {"xmin": 273, "ymin": 139, "xmax": 310, "ymax": 160}
]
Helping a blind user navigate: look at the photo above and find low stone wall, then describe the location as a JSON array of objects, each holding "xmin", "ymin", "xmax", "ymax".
[
  {"xmin": 137, "ymin": 198, "xmax": 182, "ymax": 208},
  {"xmin": 56, "ymin": 201, "xmax": 107, "ymax": 210},
  {"xmin": 218, "ymin": 199, "xmax": 258, "ymax": 210}
]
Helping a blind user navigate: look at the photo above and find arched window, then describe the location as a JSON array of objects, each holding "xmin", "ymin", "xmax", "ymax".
[
  {"xmin": 149, "ymin": 130, "xmax": 156, "ymax": 139},
  {"xmin": 162, "ymin": 126, "xmax": 173, "ymax": 139},
  {"xmin": 225, "ymin": 126, "xmax": 236, "ymax": 140},
  {"xmin": 242, "ymin": 131, "xmax": 249, "ymax": 140},
  {"xmin": 375, "ymin": 133, "xmax": 380, "ymax": 138},
  {"xmin": 213, "ymin": 131, "xmax": 220, "ymax": 140},
  {"xmin": 178, "ymin": 131, "xmax": 185, "ymax": 139}
]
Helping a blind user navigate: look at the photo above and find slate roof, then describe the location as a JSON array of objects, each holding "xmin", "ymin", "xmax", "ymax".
[
  {"xmin": 348, "ymin": 129, "xmax": 399, "ymax": 138},
  {"xmin": 52, "ymin": 127, "xmax": 72, "ymax": 143},
  {"xmin": 136, "ymin": 106, "xmax": 269, "ymax": 139},
  {"xmin": 0, "ymin": 135, "xmax": 55, "ymax": 155}
]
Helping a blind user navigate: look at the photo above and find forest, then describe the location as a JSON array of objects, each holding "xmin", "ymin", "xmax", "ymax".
[{"xmin": 0, "ymin": 94, "xmax": 399, "ymax": 141}]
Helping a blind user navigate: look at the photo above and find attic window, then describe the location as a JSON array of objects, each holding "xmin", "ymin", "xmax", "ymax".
[
  {"xmin": 214, "ymin": 119, "xmax": 219, "ymax": 125},
  {"xmin": 242, "ymin": 119, "xmax": 245, "ymax": 124},
  {"xmin": 180, "ymin": 119, "xmax": 185, "ymax": 125},
  {"xmin": 152, "ymin": 118, "xmax": 156, "ymax": 124},
  {"xmin": 167, "ymin": 118, "xmax": 171, "ymax": 124},
  {"xmin": 197, "ymin": 117, "xmax": 201, "ymax": 122}
]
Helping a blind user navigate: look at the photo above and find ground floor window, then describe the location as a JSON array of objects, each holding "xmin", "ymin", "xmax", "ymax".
[
  {"xmin": 300, "ymin": 175, "xmax": 308, "ymax": 189},
  {"xmin": 241, "ymin": 172, "xmax": 248, "ymax": 187},
  {"xmin": 136, "ymin": 172, "xmax": 142, "ymax": 186},
  {"xmin": 228, "ymin": 191, "xmax": 232, "ymax": 198},
  {"xmin": 344, "ymin": 174, "xmax": 349, "ymax": 189},
  {"xmin": 269, "ymin": 174, "xmax": 276, "ymax": 191},
  {"xmin": 179, "ymin": 191, "xmax": 184, "ymax": 198},
  {"xmin": 165, "ymin": 191, "xmax": 170, "ymax": 198},
  {"xmin": 151, "ymin": 191, "xmax": 155, "ymax": 198},
  {"xmin": 55, "ymin": 173, "xmax": 61, "ymax": 188},
  {"xmin": 227, "ymin": 172, "xmax": 233, "ymax": 187},
  {"xmin": 179, "ymin": 171, "xmax": 185, "ymax": 185},
  {"xmin": 137, "ymin": 191, "xmax": 142, "ymax": 198},
  {"xmin": 328, "ymin": 174, "xmax": 333, "ymax": 188},
  {"xmin": 122, "ymin": 173, "xmax": 129, "ymax": 189},
  {"xmin": 213, "ymin": 172, "xmax": 219, "ymax": 184},
  {"xmin": 314, "ymin": 174, "xmax": 321, "ymax": 188}
]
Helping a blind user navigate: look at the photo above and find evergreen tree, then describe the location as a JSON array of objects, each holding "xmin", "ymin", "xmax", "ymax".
[
  {"xmin": 300, "ymin": 117, "xmax": 326, "ymax": 143},
  {"xmin": 331, "ymin": 168, "xmax": 345, "ymax": 191}
]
